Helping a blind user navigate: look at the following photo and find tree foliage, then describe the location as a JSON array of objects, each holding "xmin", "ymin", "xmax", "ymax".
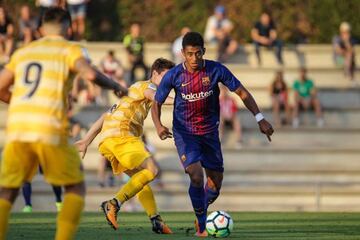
[{"xmin": 2, "ymin": 0, "xmax": 359, "ymax": 43}]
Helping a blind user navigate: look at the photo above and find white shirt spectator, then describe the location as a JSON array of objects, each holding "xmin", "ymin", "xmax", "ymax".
[
  {"xmin": 172, "ymin": 36, "xmax": 183, "ymax": 64},
  {"xmin": 67, "ymin": 0, "xmax": 86, "ymax": 5},
  {"xmin": 204, "ymin": 15, "xmax": 233, "ymax": 43},
  {"xmin": 38, "ymin": 0, "xmax": 58, "ymax": 7}
]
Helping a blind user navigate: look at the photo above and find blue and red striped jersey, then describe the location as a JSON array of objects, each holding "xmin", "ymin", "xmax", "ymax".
[{"xmin": 155, "ymin": 60, "xmax": 242, "ymax": 135}]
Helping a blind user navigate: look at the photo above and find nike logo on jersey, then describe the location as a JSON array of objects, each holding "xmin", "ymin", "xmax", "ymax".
[{"xmin": 181, "ymin": 82, "xmax": 191, "ymax": 87}]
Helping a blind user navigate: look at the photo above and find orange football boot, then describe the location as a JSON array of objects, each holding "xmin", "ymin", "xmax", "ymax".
[
  {"xmin": 150, "ymin": 215, "xmax": 173, "ymax": 234},
  {"xmin": 100, "ymin": 198, "xmax": 120, "ymax": 230},
  {"xmin": 194, "ymin": 219, "xmax": 208, "ymax": 237}
]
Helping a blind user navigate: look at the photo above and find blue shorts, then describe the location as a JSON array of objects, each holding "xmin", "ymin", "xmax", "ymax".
[
  {"xmin": 68, "ymin": 3, "xmax": 87, "ymax": 19},
  {"xmin": 173, "ymin": 129, "xmax": 224, "ymax": 172}
]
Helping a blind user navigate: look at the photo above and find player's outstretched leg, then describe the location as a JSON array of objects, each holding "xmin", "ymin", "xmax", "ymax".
[
  {"xmin": 137, "ymin": 184, "xmax": 172, "ymax": 234},
  {"xmin": 0, "ymin": 188, "xmax": 18, "ymax": 240},
  {"xmin": 55, "ymin": 182, "xmax": 85, "ymax": 240},
  {"xmin": 186, "ymin": 162, "xmax": 208, "ymax": 237},
  {"xmin": 101, "ymin": 157, "xmax": 158, "ymax": 230}
]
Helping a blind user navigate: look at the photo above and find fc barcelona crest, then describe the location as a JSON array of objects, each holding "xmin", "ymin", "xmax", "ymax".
[{"xmin": 202, "ymin": 76, "xmax": 210, "ymax": 86}]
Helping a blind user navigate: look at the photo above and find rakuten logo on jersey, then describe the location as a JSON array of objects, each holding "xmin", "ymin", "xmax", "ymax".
[{"xmin": 181, "ymin": 90, "xmax": 214, "ymax": 102}]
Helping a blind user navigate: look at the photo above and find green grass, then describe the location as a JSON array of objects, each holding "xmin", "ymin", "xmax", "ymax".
[{"xmin": 7, "ymin": 212, "xmax": 360, "ymax": 239}]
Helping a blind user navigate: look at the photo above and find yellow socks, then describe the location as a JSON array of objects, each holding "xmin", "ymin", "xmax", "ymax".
[
  {"xmin": 137, "ymin": 185, "xmax": 157, "ymax": 217},
  {"xmin": 115, "ymin": 169, "xmax": 155, "ymax": 204},
  {"xmin": 55, "ymin": 193, "xmax": 84, "ymax": 240},
  {"xmin": 0, "ymin": 199, "xmax": 12, "ymax": 240}
]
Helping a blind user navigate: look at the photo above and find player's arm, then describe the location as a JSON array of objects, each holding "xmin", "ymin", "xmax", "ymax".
[
  {"xmin": 75, "ymin": 113, "xmax": 105, "ymax": 159},
  {"xmin": 144, "ymin": 89, "xmax": 174, "ymax": 105},
  {"xmin": 234, "ymin": 86, "xmax": 274, "ymax": 140},
  {"xmin": 151, "ymin": 71, "xmax": 174, "ymax": 140},
  {"xmin": 74, "ymin": 57, "xmax": 128, "ymax": 97},
  {"xmin": 220, "ymin": 64, "xmax": 273, "ymax": 140},
  {"xmin": 152, "ymin": 101, "xmax": 172, "ymax": 140},
  {"xmin": 0, "ymin": 68, "xmax": 14, "ymax": 104}
]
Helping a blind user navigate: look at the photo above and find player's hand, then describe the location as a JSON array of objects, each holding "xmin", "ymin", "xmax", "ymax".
[
  {"xmin": 258, "ymin": 119, "xmax": 274, "ymax": 142},
  {"xmin": 74, "ymin": 140, "xmax": 88, "ymax": 159},
  {"xmin": 157, "ymin": 125, "xmax": 173, "ymax": 140}
]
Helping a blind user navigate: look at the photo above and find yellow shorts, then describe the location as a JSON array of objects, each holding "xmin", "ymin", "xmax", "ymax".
[
  {"xmin": 0, "ymin": 141, "xmax": 84, "ymax": 188},
  {"xmin": 99, "ymin": 136, "xmax": 151, "ymax": 175}
]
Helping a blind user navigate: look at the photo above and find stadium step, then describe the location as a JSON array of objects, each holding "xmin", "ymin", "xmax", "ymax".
[
  {"xmin": 11, "ymin": 172, "xmax": 360, "ymax": 212},
  {"xmin": 83, "ymin": 42, "xmax": 360, "ymax": 69},
  {"xmin": 81, "ymin": 147, "xmax": 360, "ymax": 172},
  {"xmin": 80, "ymin": 127, "xmax": 360, "ymax": 151},
  {"xmin": 35, "ymin": 104, "xmax": 359, "ymax": 130}
]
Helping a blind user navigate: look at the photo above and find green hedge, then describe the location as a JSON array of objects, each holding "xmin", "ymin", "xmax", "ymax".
[{"xmin": 3, "ymin": 0, "xmax": 360, "ymax": 43}]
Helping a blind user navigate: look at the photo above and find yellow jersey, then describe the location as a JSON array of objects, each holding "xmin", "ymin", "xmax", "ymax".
[
  {"xmin": 99, "ymin": 80, "xmax": 156, "ymax": 143},
  {"xmin": 4, "ymin": 35, "xmax": 86, "ymax": 145}
]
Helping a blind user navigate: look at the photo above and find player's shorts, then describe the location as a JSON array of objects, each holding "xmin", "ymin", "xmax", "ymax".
[
  {"xmin": 0, "ymin": 141, "xmax": 84, "ymax": 188},
  {"xmin": 98, "ymin": 136, "xmax": 151, "ymax": 175},
  {"xmin": 173, "ymin": 129, "xmax": 224, "ymax": 172}
]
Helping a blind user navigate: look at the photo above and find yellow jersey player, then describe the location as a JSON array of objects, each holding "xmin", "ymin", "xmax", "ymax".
[
  {"xmin": 0, "ymin": 8, "xmax": 126, "ymax": 240},
  {"xmin": 75, "ymin": 58, "xmax": 175, "ymax": 234}
]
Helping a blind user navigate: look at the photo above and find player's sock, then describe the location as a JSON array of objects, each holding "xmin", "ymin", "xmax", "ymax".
[
  {"xmin": 55, "ymin": 193, "xmax": 84, "ymax": 240},
  {"xmin": 0, "ymin": 198, "xmax": 12, "ymax": 240},
  {"xmin": 115, "ymin": 169, "xmax": 155, "ymax": 204},
  {"xmin": 52, "ymin": 185, "xmax": 62, "ymax": 203},
  {"xmin": 137, "ymin": 184, "xmax": 157, "ymax": 217},
  {"xmin": 188, "ymin": 184, "xmax": 206, "ymax": 233},
  {"xmin": 205, "ymin": 178, "xmax": 220, "ymax": 208},
  {"xmin": 22, "ymin": 182, "xmax": 32, "ymax": 207}
]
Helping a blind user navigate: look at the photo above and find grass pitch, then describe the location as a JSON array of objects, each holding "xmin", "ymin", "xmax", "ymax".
[{"xmin": 8, "ymin": 212, "xmax": 360, "ymax": 239}]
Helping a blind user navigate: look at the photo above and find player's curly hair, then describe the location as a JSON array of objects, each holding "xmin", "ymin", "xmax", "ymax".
[
  {"xmin": 182, "ymin": 32, "xmax": 204, "ymax": 49},
  {"xmin": 150, "ymin": 58, "xmax": 175, "ymax": 76}
]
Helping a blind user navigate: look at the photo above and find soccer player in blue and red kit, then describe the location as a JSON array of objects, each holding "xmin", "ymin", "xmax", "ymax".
[{"xmin": 151, "ymin": 32, "xmax": 274, "ymax": 237}]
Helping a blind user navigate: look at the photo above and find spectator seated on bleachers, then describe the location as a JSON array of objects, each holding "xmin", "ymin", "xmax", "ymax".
[
  {"xmin": 292, "ymin": 68, "xmax": 324, "ymax": 128},
  {"xmin": 0, "ymin": 6, "xmax": 14, "ymax": 62},
  {"xmin": 123, "ymin": 22, "xmax": 149, "ymax": 84},
  {"xmin": 204, "ymin": 5, "xmax": 238, "ymax": 63},
  {"xmin": 67, "ymin": 0, "xmax": 88, "ymax": 40},
  {"xmin": 18, "ymin": 5, "xmax": 40, "ymax": 45},
  {"xmin": 333, "ymin": 22, "xmax": 357, "ymax": 84},
  {"xmin": 270, "ymin": 71, "xmax": 291, "ymax": 127},
  {"xmin": 251, "ymin": 11, "xmax": 283, "ymax": 66},
  {"xmin": 98, "ymin": 50, "xmax": 127, "ymax": 105}
]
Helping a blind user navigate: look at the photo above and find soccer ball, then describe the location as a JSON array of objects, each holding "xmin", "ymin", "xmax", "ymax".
[{"xmin": 206, "ymin": 211, "xmax": 233, "ymax": 237}]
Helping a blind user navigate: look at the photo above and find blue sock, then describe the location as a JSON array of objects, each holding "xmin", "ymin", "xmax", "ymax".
[
  {"xmin": 22, "ymin": 182, "xmax": 32, "ymax": 206},
  {"xmin": 188, "ymin": 184, "xmax": 206, "ymax": 232},
  {"xmin": 205, "ymin": 183, "xmax": 220, "ymax": 209},
  {"xmin": 52, "ymin": 186, "xmax": 62, "ymax": 203}
]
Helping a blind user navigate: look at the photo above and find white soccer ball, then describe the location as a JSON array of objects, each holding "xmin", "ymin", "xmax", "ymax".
[{"xmin": 206, "ymin": 211, "xmax": 233, "ymax": 237}]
